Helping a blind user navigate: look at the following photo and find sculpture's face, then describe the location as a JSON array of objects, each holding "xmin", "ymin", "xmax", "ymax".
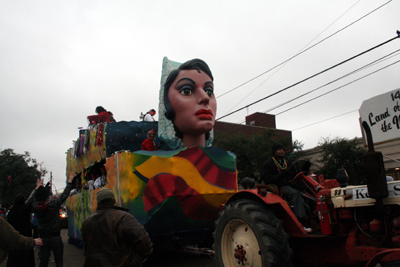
[{"xmin": 168, "ymin": 69, "xmax": 216, "ymax": 138}]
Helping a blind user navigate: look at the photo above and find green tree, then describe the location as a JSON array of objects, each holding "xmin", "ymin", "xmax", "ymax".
[
  {"xmin": 214, "ymin": 129, "xmax": 302, "ymax": 184},
  {"xmin": 0, "ymin": 149, "xmax": 46, "ymax": 208},
  {"xmin": 316, "ymin": 137, "xmax": 367, "ymax": 185}
]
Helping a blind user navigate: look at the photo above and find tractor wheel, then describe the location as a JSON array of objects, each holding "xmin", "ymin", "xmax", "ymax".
[{"xmin": 213, "ymin": 199, "xmax": 293, "ymax": 267}]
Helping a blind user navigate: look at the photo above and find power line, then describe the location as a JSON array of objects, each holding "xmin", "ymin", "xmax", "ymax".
[
  {"xmin": 224, "ymin": 0, "xmax": 363, "ymax": 114},
  {"xmin": 276, "ymin": 59, "xmax": 400, "ymax": 116},
  {"xmin": 216, "ymin": 33, "xmax": 400, "ymax": 121},
  {"xmin": 265, "ymin": 49, "xmax": 400, "ymax": 114},
  {"xmin": 217, "ymin": 0, "xmax": 393, "ymax": 100},
  {"xmin": 234, "ymin": 51, "xmax": 400, "ymax": 126},
  {"xmin": 292, "ymin": 110, "xmax": 358, "ymax": 131}
]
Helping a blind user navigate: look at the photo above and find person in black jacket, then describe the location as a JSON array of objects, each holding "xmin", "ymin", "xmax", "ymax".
[
  {"xmin": 26, "ymin": 174, "xmax": 75, "ymax": 267},
  {"xmin": 6, "ymin": 194, "xmax": 35, "ymax": 267},
  {"xmin": 261, "ymin": 143, "xmax": 311, "ymax": 232},
  {"xmin": 0, "ymin": 218, "xmax": 42, "ymax": 264},
  {"xmin": 81, "ymin": 188, "xmax": 153, "ymax": 267}
]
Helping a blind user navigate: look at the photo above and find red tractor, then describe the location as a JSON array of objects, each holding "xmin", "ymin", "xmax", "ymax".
[{"xmin": 213, "ymin": 125, "xmax": 400, "ymax": 266}]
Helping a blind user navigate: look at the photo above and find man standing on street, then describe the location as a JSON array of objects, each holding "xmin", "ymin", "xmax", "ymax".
[
  {"xmin": 26, "ymin": 173, "xmax": 75, "ymax": 267},
  {"xmin": 81, "ymin": 188, "xmax": 153, "ymax": 267}
]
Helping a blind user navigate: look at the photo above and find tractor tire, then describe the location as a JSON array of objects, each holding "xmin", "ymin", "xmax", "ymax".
[{"xmin": 213, "ymin": 199, "xmax": 293, "ymax": 267}]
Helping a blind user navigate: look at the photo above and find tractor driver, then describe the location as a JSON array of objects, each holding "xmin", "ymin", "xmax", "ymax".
[{"xmin": 261, "ymin": 143, "xmax": 312, "ymax": 232}]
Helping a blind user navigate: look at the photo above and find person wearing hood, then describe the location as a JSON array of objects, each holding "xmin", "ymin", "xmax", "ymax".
[
  {"xmin": 261, "ymin": 143, "xmax": 312, "ymax": 232},
  {"xmin": 26, "ymin": 174, "xmax": 75, "ymax": 267}
]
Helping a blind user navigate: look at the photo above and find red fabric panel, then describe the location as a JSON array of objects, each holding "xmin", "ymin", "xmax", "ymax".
[
  {"xmin": 143, "ymin": 174, "xmax": 220, "ymax": 221},
  {"xmin": 175, "ymin": 147, "xmax": 237, "ymax": 190},
  {"xmin": 96, "ymin": 124, "xmax": 104, "ymax": 146}
]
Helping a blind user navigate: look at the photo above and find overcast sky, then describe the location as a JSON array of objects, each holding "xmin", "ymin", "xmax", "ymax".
[{"xmin": 1, "ymin": 1, "xmax": 399, "ymax": 191}]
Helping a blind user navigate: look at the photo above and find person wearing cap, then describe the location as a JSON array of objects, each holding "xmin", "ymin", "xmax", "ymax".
[
  {"xmin": 81, "ymin": 188, "xmax": 153, "ymax": 267},
  {"xmin": 141, "ymin": 129, "xmax": 159, "ymax": 151},
  {"xmin": 261, "ymin": 143, "xmax": 312, "ymax": 232},
  {"xmin": 143, "ymin": 109, "xmax": 156, "ymax": 122}
]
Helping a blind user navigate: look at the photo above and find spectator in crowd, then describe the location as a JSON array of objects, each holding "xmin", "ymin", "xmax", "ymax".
[
  {"xmin": 81, "ymin": 188, "xmax": 153, "ymax": 267},
  {"xmin": 143, "ymin": 109, "xmax": 156, "ymax": 122},
  {"xmin": 26, "ymin": 174, "xmax": 75, "ymax": 267},
  {"xmin": 88, "ymin": 178, "xmax": 95, "ymax": 190},
  {"xmin": 0, "ymin": 208, "xmax": 5, "ymax": 219},
  {"xmin": 100, "ymin": 166, "xmax": 108, "ymax": 187},
  {"xmin": 141, "ymin": 129, "xmax": 159, "ymax": 151},
  {"xmin": 0, "ymin": 218, "xmax": 42, "ymax": 264},
  {"xmin": 6, "ymin": 194, "xmax": 35, "ymax": 267},
  {"xmin": 93, "ymin": 178, "xmax": 101, "ymax": 189},
  {"xmin": 87, "ymin": 106, "xmax": 111, "ymax": 125},
  {"xmin": 32, "ymin": 213, "xmax": 39, "ymax": 238}
]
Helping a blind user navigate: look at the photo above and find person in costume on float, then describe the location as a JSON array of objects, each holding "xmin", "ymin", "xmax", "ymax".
[
  {"xmin": 107, "ymin": 111, "xmax": 116, "ymax": 123},
  {"xmin": 141, "ymin": 129, "xmax": 159, "ymax": 151},
  {"xmin": 163, "ymin": 58, "xmax": 216, "ymax": 148},
  {"xmin": 261, "ymin": 143, "xmax": 312, "ymax": 232},
  {"xmin": 87, "ymin": 106, "xmax": 111, "ymax": 125},
  {"xmin": 143, "ymin": 109, "xmax": 156, "ymax": 122}
]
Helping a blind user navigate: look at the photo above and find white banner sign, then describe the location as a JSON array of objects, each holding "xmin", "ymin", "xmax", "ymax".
[
  {"xmin": 353, "ymin": 183, "xmax": 400, "ymax": 200},
  {"xmin": 359, "ymin": 89, "xmax": 400, "ymax": 144}
]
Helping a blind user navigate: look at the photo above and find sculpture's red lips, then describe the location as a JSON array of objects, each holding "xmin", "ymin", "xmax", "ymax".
[{"xmin": 195, "ymin": 109, "xmax": 213, "ymax": 119}]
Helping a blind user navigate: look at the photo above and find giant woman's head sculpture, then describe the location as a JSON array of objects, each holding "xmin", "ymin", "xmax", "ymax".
[{"xmin": 158, "ymin": 58, "xmax": 216, "ymax": 149}]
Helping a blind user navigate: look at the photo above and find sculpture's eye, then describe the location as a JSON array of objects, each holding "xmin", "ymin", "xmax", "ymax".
[
  {"xmin": 204, "ymin": 87, "xmax": 214, "ymax": 97},
  {"xmin": 179, "ymin": 86, "xmax": 193, "ymax": 96}
]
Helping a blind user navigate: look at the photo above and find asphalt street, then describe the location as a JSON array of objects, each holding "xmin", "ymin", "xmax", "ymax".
[
  {"xmin": 0, "ymin": 229, "xmax": 216, "ymax": 267},
  {"xmin": 1, "ymin": 229, "xmax": 378, "ymax": 267}
]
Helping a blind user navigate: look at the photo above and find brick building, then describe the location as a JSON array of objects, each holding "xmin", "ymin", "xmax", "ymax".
[{"xmin": 214, "ymin": 112, "xmax": 292, "ymax": 141}]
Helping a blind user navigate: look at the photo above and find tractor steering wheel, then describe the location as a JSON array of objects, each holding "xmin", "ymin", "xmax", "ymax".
[{"xmin": 286, "ymin": 160, "xmax": 311, "ymax": 182}]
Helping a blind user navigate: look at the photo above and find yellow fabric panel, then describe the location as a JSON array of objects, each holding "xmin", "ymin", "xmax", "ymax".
[
  {"xmin": 116, "ymin": 152, "xmax": 146, "ymax": 204},
  {"xmin": 105, "ymin": 152, "xmax": 147, "ymax": 205},
  {"xmin": 135, "ymin": 156, "xmax": 236, "ymax": 206},
  {"xmin": 104, "ymin": 155, "xmax": 118, "ymax": 190}
]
